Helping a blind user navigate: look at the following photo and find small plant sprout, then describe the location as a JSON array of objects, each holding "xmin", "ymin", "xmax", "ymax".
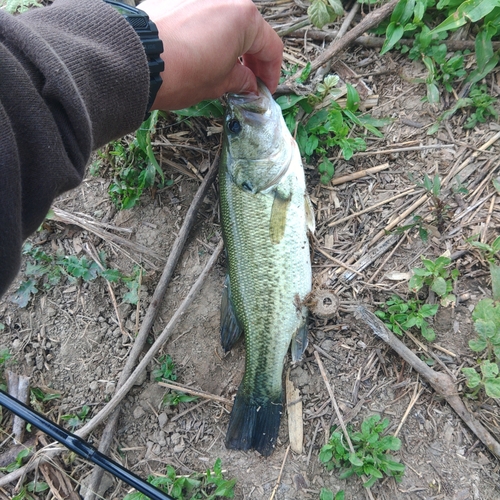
[
  {"xmin": 319, "ymin": 415, "xmax": 405, "ymax": 488},
  {"xmin": 153, "ymin": 354, "xmax": 177, "ymax": 382},
  {"xmin": 375, "ymin": 295, "xmax": 438, "ymax": 342},
  {"xmin": 409, "ymin": 255, "xmax": 459, "ymax": 307},
  {"xmin": 123, "ymin": 458, "xmax": 236, "ymax": 500},
  {"xmin": 61, "ymin": 405, "xmax": 90, "ymax": 431}
]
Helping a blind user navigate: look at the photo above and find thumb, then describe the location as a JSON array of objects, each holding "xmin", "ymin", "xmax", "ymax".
[{"xmin": 222, "ymin": 62, "xmax": 259, "ymax": 95}]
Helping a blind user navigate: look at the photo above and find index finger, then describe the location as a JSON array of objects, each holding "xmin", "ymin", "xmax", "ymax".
[{"xmin": 242, "ymin": 16, "xmax": 283, "ymax": 94}]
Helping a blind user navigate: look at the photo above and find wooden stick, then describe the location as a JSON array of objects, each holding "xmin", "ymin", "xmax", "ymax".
[
  {"xmin": 352, "ymin": 144, "xmax": 455, "ymax": 157},
  {"xmin": 327, "ymin": 163, "xmax": 390, "ymax": 186},
  {"xmin": 326, "ymin": 188, "xmax": 417, "ymax": 227},
  {"xmin": 82, "ymin": 154, "xmax": 220, "ymax": 500},
  {"xmin": 269, "ymin": 446, "xmax": 290, "ymax": 500},
  {"xmin": 51, "ymin": 207, "xmax": 162, "ymax": 261},
  {"xmin": 481, "ymin": 195, "xmax": 496, "ymax": 243},
  {"xmin": 285, "ymin": 0, "xmax": 400, "ymax": 84},
  {"xmin": 0, "ymin": 241, "xmax": 223, "ymax": 489},
  {"xmin": 394, "ymin": 381, "xmax": 423, "ymax": 438},
  {"xmin": 158, "ymin": 381, "xmax": 232, "ymax": 406},
  {"xmin": 285, "ymin": 30, "xmax": 500, "ymax": 52},
  {"xmin": 85, "ymin": 242, "xmax": 130, "ymax": 340},
  {"xmin": 355, "ymin": 305, "xmax": 500, "ymax": 459},
  {"xmin": 315, "ymin": 247, "xmax": 363, "ymax": 275},
  {"xmin": 314, "ymin": 351, "xmax": 375, "ymax": 499}
]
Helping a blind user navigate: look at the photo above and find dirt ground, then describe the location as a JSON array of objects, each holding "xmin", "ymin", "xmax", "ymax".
[{"xmin": 1, "ymin": 1, "xmax": 500, "ymax": 499}]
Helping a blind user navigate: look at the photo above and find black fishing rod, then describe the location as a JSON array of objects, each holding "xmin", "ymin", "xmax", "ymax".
[{"xmin": 0, "ymin": 389, "xmax": 173, "ymax": 500}]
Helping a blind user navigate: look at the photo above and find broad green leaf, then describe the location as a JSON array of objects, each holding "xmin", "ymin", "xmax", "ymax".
[
  {"xmin": 427, "ymin": 82, "xmax": 440, "ymax": 103},
  {"xmin": 420, "ymin": 304, "xmax": 439, "ymax": 317},
  {"xmin": 364, "ymin": 465, "xmax": 383, "ymax": 478},
  {"xmin": 473, "ymin": 299, "xmax": 494, "ymax": 322},
  {"xmin": 484, "ymin": 377, "xmax": 500, "ymax": 398},
  {"xmin": 475, "ymin": 319, "xmax": 497, "ymax": 338},
  {"xmin": 10, "ymin": 280, "xmax": 38, "ymax": 308},
  {"xmin": 469, "ymin": 338, "xmax": 488, "ymax": 352},
  {"xmin": 409, "ymin": 274, "xmax": 425, "ymax": 291},
  {"xmin": 346, "ymin": 84, "xmax": 360, "ymax": 112},
  {"xmin": 431, "ymin": 276, "xmax": 447, "ymax": 296},
  {"xmin": 349, "ymin": 452, "xmax": 364, "ymax": 466},
  {"xmin": 381, "ymin": 23, "xmax": 405, "ymax": 55},
  {"xmin": 276, "ymin": 94, "xmax": 307, "ymax": 111},
  {"xmin": 490, "ymin": 262, "xmax": 500, "ymax": 301},
  {"xmin": 481, "ymin": 360, "xmax": 499, "ymax": 378},
  {"xmin": 328, "ymin": 0, "xmax": 344, "ymax": 15},
  {"xmin": 431, "ymin": 0, "xmax": 500, "ymax": 35},
  {"xmin": 320, "ymin": 489, "xmax": 335, "ymax": 500},
  {"xmin": 462, "ymin": 367, "xmax": 481, "ymax": 388},
  {"xmin": 308, "ymin": 0, "xmax": 333, "ymax": 29}
]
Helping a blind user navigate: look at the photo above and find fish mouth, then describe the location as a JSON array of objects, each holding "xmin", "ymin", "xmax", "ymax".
[{"xmin": 226, "ymin": 80, "xmax": 273, "ymax": 117}]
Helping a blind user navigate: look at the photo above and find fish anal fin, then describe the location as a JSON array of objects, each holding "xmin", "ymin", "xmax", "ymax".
[
  {"xmin": 270, "ymin": 188, "xmax": 291, "ymax": 244},
  {"xmin": 220, "ymin": 275, "xmax": 243, "ymax": 352},
  {"xmin": 225, "ymin": 390, "xmax": 283, "ymax": 457}
]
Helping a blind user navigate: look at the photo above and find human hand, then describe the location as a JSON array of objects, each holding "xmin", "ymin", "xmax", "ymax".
[{"xmin": 139, "ymin": 0, "xmax": 283, "ymax": 110}]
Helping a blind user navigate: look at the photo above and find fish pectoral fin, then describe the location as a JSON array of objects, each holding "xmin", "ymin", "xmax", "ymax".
[
  {"xmin": 269, "ymin": 188, "xmax": 291, "ymax": 244},
  {"xmin": 291, "ymin": 321, "xmax": 308, "ymax": 362},
  {"xmin": 220, "ymin": 274, "xmax": 243, "ymax": 352},
  {"xmin": 305, "ymin": 194, "xmax": 316, "ymax": 234}
]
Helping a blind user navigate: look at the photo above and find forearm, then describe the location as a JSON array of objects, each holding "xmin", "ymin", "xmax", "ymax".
[{"xmin": 0, "ymin": 0, "xmax": 149, "ymax": 297}]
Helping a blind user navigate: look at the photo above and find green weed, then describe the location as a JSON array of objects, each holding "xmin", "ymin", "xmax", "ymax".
[
  {"xmin": 461, "ymin": 265, "xmax": 500, "ymax": 399},
  {"xmin": 319, "ymin": 415, "xmax": 405, "ymax": 488},
  {"xmin": 10, "ymin": 243, "xmax": 139, "ymax": 307},
  {"xmin": 0, "ymin": 448, "xmax": 31, "ymax": 473},
  {"xmin": 123, "ymin": 458, "xmax": 235, "ymax": 500},
  {"xmin": 11, "ymin": 481, "xmax": 49, "ymax": 500},
  {"xmin": 102, "ymin": 111, "xmax": 172, "ymax": 210},
  {"xmin": 375, "ymin": 294, "xmax": 438, "ymax": 341},
  {"xmin": 277, "ymin": 79, "xmax": 389, "ymax": 184},
  {"xmin": 153, "ymin": 354, "xmax": 177, "ymax": 382},
  {"xmin": 375, "ymin": 0, "xmax": 500, "ymax": 104},
  {"xmin": 409, "ymin": 255, "xmax": 459, "ymax": 306},
  {"xmin": 308, "ymin": 0, "xmax": 343, "ymax": 29},
  {"xmin": 61, "ymin": 405, "xmax": 90, "ymax": 431},
  {"xmin": 468, "ymin": 234, "xmax": 500, "ymax": 264},
  {"xmin": 320, "ymin": 488, "xmax": 345, "ymax": 500},
  {"xmin": 462, "ymin": 360, "xmax": 500, "ymax": 399}
]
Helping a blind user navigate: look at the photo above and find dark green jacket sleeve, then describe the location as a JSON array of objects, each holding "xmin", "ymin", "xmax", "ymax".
[{"xmin": 0, "ymin": 0, "xmax": 150, "ymax": 297}]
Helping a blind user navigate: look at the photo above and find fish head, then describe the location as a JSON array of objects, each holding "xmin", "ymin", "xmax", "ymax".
[{"xmin": 224, "ymin": 80, "xmax": 292, "ymax": 193}]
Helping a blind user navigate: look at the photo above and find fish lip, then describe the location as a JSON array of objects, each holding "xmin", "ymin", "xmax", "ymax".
[{"xmin": 226, "ymin": 80, "xmax": 273, "ymax": 115}]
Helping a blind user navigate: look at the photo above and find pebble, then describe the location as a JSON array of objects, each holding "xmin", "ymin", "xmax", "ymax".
[
  {"xmin": 158, "ymin": 412, "xmax": 168, "ymax": 428},
  {"xmin": 173, "ymin": 442, "xmax": 185, "ymax": 453},
  {"xmin": 105, "ymin": 382, "xmax": 115, "ymax": 394},
  {"xmin": 133, "ymin": 406, "xmax": 145, "ymax": 419},
  {"xmin": 89, "ymin": 381, "xmax": 99, "ymax": 392}
]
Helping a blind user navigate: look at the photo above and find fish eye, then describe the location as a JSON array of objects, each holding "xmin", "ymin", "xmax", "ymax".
[{"xmin": 227, "ymin": 119, "xmax": 242, "ymax": 134}]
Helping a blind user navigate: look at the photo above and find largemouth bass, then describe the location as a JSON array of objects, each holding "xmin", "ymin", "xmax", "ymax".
[{"xmin": 219, "ymin": 81, "xmax": 314, "ymax": 456}]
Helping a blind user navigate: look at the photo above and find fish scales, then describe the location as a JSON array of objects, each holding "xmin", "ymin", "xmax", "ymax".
[{"xmin": 219, "ymin": 81, "xmax": 313, "ymax": 456}]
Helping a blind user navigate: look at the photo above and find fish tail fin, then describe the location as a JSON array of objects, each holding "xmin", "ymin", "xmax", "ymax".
[{"xmin": 225, "ymin": 390, "xmax": 283, "ymax": 457}]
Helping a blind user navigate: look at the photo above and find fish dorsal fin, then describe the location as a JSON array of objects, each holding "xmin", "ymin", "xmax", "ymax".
[
  {"xmin": 305, "ymin": 194, "xmax": 315, "ymax": 234},
  {"xmin": 269, "ymin": 187, "xmax": 291, "ymax": 244}
]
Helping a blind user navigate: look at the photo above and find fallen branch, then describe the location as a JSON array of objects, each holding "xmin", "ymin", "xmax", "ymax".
[
  {"xmin": 285, "ymin": 0, "xmax": 400, "ymax": 84},
  {"xmin": 0, "ymin": 240, "xmax": 224, "ymax": 489},
  {"xmin": 355, "ymin": 305, "xmax": 500, "ymax": 459},
  {"xmin": 83, "ymin": 154, "xmax": 220, "ymax": 500},
  {"xmin": 285, "ymin": 31, "xmax": 500, "ymax": 52}
]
